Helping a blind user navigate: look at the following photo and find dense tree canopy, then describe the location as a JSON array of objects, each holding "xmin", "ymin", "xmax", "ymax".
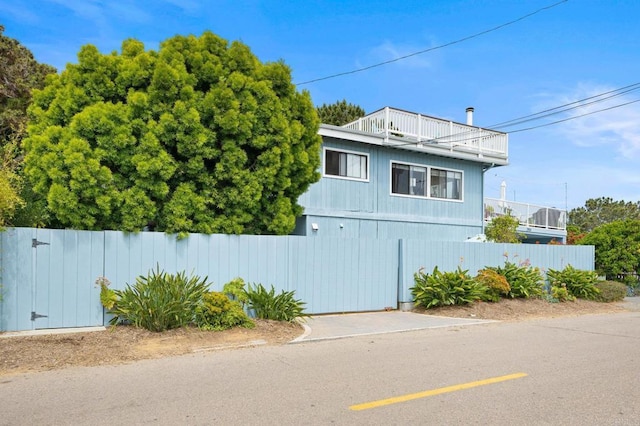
[
  {"xmin": 316, "ymin": 99, "xmax": 365, "ymax": 126},
  {"xmin": 579, "ymin": 219, "xmax": 640, "ymax": 283},
  {"xmin": 568, "ymin": 197, "xmax": 640, "ymax": 233},
  {"xmin": 0, "ymin": 25, "xmax": 56, "ymax": 146},
  {"xmin": 24, "ymin": 32, "xmax": 322, "ymax": 235},
  {"xmin": 0, "ymin": 25, "xmax": 56, "ymax": 227}
]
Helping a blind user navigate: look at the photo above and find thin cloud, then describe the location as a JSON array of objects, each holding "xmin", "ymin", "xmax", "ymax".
[
  {"xmin": 160, "ymin": 0, "xmax": 201, "ymax": 13},
  {"xmin": 0, "ymin": 1, "xmax": 40, "ymax": 24},
  {"xmin": 543, "ymin": 83, "xmax": 640, "ymax": 159},
  {"xmin": 366, "ymin": 40, "xmax": 435, "ymax": 69},
  {"xmin": 45, "ymin": 0, "xmax": 150, "ymax": 25}
]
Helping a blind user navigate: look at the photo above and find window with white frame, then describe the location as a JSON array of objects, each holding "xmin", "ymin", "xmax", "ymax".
[
  {"xmin": 430, "ymin": 168, "xmax": 462, "ymax": 200},
  {"xmin": 324, "ymin": 149, "xmax": 368, "ymax": 181},
  {"xmin": 391, "ymin": 163, "xmax": 427, "ymax": 196},
  {"xmin": 391, "ymin": 162, "xmax": 463, "ymax": 200}
]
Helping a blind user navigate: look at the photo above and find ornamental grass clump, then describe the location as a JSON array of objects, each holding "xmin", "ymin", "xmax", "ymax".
[
  {"xmin": 244, "ymin": 283, "xmax": 307, "ymax": 322},
  {"xmin": 411, "ymin": 266, "xmax": 489, "ymax": 308},
  {"xmin": 109, "ymin": 266, "xmax": 209, "ymax": 332}
]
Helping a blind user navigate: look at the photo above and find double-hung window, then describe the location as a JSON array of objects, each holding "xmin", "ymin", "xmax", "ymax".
[
  {"xmin": 391, "ymin": 162, "xmax": 463, "ymax": 201},
  {"xmin": 324, "ymin": 149, "xmax": 368, "ymax": 181}
]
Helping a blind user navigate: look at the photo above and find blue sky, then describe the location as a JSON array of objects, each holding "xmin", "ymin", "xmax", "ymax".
[{"xmin": 2, "ymin": 0, "xmax": 639, "ymax": 211}]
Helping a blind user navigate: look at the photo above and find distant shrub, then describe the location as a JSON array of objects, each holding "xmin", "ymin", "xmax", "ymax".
[
  {"xmin": 411, "ymin": 266, "xmax": 489, "ymax": 308},
  {"xmin": 195, "ymin": 291, "xmax": 254, "ymax": 331},
  {"xmin": 475, "ymin": 269, "xmax": 510, "ymax": 302},
  {"xmin": 245, "ymin": 283, "xmax": 307, "ymax": 322},
  {"xmin": 109, "ymin": 266, "xmax": 209, "ymax": 332},
  {"xmin": 622, "ymin": 275, "xmax": 639, "ymax": 296},
  {"xmin": 487, "ymin": 260, "xmax": 545, "ymax": 299},
  {"xmin": 594, "ymin": 281, "xmax": 627, "ymax": 302},
  {"xmin": 547, "ymin": 265, "xmax": 600, "ymax": 300}
]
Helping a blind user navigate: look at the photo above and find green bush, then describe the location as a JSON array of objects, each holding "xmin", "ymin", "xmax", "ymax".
[
  {"xmin": 222, "ymin": 277, "xmax": 249, "ymax": 307},
  {"xmin": 547, "ymin": 265, "xmax": 600, "ymax": 300},
  {"xmin": 475, "ymin": 269, "xmax": 510, "ymax": 302},
  {"xmin": 594, "ymin": 281, "xmax": 627, "ymax": 302},
  {"xmin": 195, "ymin": 291, "xmax": 254, "ymax": 331},
  {"xmin": 487, "ymin": 260, "xmax": 544, "ymax": 299},
  {"xmin": 245, "ymin": 283, "xmax": 306, "ymax": 322},
  {"xmin": 550, "ymin": 284, "xmax": 576, "ymax": 302},
  {"xmin": 411, "ymin": 266, "xmax": 489, "ymax": 308},
  {"xmin": 109, "ymin": 266, "xmax": 209, "ymax": 332}
]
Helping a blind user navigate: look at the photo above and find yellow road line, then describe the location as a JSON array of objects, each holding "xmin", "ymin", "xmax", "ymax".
[{"xmin": 350, "ymin": 372, "xmax": 528, "ymax": 411}]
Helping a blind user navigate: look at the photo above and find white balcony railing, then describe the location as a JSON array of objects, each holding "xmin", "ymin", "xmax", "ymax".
[
  {"xmin": 343, "ymin": 107, "xmax": 508, "ymax": 159},
  {"xmin": 484, "ymin": 198, "xmax": 567, "ymax": 231}
]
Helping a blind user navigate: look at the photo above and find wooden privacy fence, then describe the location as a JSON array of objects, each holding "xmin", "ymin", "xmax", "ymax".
[{"xmin": 0, "ymin": 228, "xmax": 594, "ymax": 332}]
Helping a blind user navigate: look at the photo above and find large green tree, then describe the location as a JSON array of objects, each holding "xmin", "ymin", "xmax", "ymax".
[
  {"xmin": 1, "ymin": 25, "xmax": 56, "ymax": 146},
  {"xmin": 568, "ymin": 197, "xmax": 640, "ymax": 233},
  {"xmin": 316, "ymin": 99, "xmax": 365, "ymax": 126},
  {"xmin": 0, "ymin": 25, "xmax": 56, "ymax": 227},
  {"xmin": 24, "ymin": 32, "xmax": 321, "ymax": 234},
  {"xmin": 579, "ymin": 219, "xmax": 640, "ymax": 283}
]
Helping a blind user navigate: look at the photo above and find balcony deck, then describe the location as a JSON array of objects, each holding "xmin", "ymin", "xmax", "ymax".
[
  {"xmin": 484, "ymin": 197, "xmax": 567, "ymax": 243},
  {"xmin": 342, "ymin": 107, "xmax": 508, "ymax": 163}
]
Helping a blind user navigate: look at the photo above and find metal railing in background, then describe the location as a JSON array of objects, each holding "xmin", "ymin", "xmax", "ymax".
[{"xmin": 484, "ymin": 197, "xmax": 567, "ymax": 230}]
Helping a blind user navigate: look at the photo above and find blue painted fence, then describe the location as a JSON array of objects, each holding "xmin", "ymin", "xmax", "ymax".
[{"xmin": 0, "ymin": 228, "xmax": 594, "ymax": 332}]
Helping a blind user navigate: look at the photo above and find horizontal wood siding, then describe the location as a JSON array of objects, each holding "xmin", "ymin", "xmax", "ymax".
[{"xmin": 398, "ymin": 241, "xmax": 595, "ymax": 303}]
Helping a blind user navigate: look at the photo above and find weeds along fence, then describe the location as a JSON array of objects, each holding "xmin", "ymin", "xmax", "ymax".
[{"xmin": 0, "ymin": 227, "xmax": 594, "ymax": 332}]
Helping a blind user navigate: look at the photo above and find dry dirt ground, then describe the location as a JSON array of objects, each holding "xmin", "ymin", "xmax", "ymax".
[{"xmin": 0, "ymin": 299, "xmax": 631, "ymax": 377}]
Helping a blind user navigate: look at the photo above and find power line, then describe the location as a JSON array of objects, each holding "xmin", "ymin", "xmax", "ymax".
[
  {"xmin": 296, "ymin": 0, "xmax": 569, "ymax": 86},
  {"xmin": 508, "ymin": 98, "xmax": 640, "ymax": 133},
  {"xmin": 385, "ymin": 90, "xmax": 640, "ymax": 147},
  {"xmin": 490, "ymin": 82, "xmax": 640, "ymax": 129}
]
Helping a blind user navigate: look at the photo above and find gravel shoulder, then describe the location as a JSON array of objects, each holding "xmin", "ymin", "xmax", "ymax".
[{"xmin": 1, "ymin": 298, "xmax": 635, "ymax": 377}]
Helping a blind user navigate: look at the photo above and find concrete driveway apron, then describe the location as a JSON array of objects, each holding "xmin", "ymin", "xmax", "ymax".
[{"xmin": 291, "ymin": 311, "xmax": 494, "ymax": 343}]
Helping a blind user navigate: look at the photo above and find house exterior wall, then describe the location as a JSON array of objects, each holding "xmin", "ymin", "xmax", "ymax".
[{"xmin": 295, "ymin": 137, "xmax": 485, "ymax": 240}]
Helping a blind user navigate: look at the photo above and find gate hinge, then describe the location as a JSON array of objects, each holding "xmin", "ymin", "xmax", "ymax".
[
  {"xmin": 32, "ymin": 238, "xmax": 50, "ymax": 248},
  {"xmin": 31, "ymin": 311, "xmax": 48, "ymax": 321}
]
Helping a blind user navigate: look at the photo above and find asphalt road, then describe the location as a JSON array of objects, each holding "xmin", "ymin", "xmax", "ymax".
[{"xmin": 1, "ymin": 312, "xmax": 639, "ymax": 425}]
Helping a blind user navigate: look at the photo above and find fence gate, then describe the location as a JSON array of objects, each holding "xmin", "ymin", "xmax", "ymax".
[{"xmin": 31, "ymin": 229, "xmax": 105, "ymax": 329}]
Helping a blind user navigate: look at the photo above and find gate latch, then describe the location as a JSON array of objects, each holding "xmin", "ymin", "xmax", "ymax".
[
  {"xmin": 32, "ymin": 239, "xmax": 50, "ymax": 248},
  {"xmin": 31, "ymin": 312, "xmax": 48, "ymax": 321}
]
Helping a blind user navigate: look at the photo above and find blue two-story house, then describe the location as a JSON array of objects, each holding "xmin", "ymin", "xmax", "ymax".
[{"xmin": 293, "ymin": 106, "xmax": 512, "ymax": 241}]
